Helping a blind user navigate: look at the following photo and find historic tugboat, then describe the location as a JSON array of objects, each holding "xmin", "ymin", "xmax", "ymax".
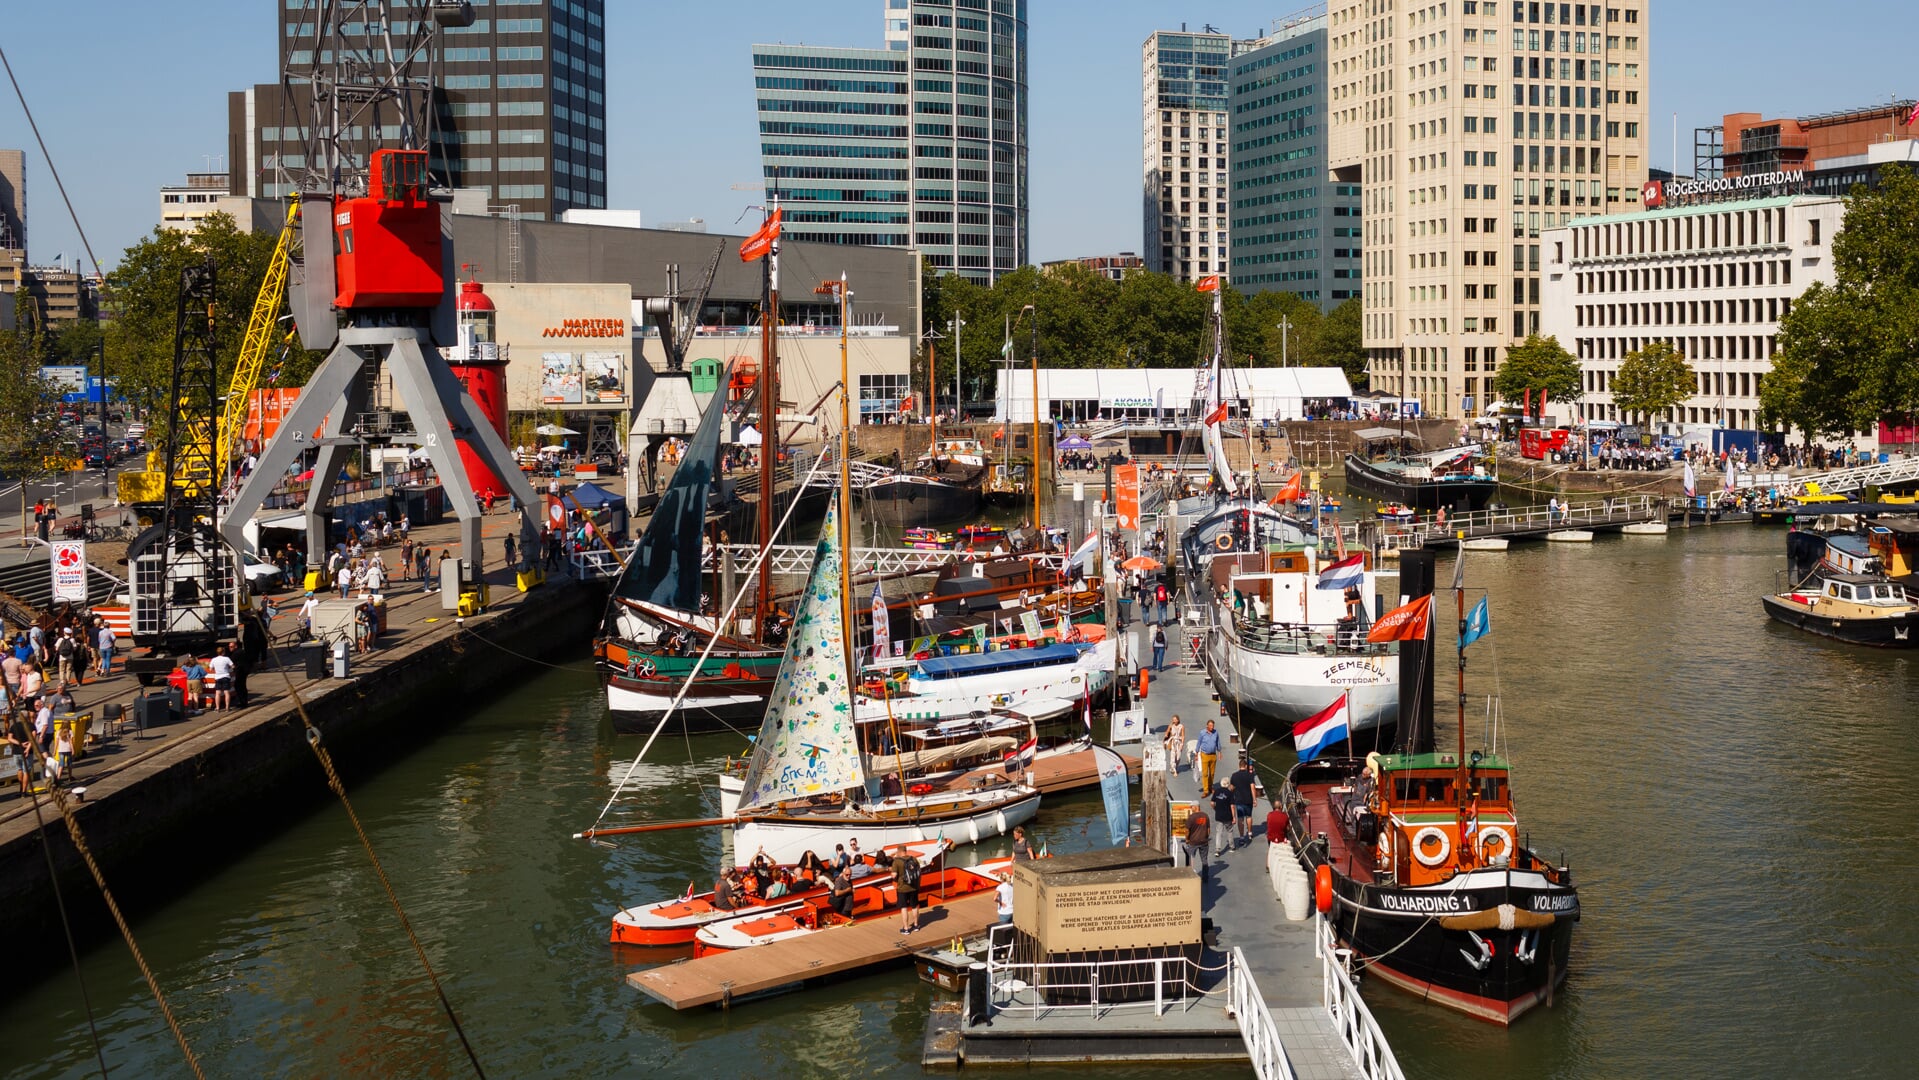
[
  {"xmin": 1761, "ymin": 575, "xmax": 1919, "ymax": 647},
  {"xmin": 1282, "ymin": 560, "xmax": 1577, "ymax": 1024}
]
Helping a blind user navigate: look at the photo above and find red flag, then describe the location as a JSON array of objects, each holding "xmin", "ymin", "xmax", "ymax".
[
  {"xmin": 1365, "ymin": 594, "xmax": 1432, "ymax": 642},
  {"xmin": 1268, "ymin": 472, "xmax": 1304, "ymax": 504},
  {"xmin": 1908, "ymin": 100, "xmax": 1919, "ymax": 128},
  {"xmin": 739, "ymin": 208, "xmax": 782, "ymax": 262},
  {"xmin": 1204, "ymin": 402, "xmax": 1230, "ymax": 426},
  {"xmin": 1195, "ymin": 275, "xmax": 1220, "ymax": 292}
]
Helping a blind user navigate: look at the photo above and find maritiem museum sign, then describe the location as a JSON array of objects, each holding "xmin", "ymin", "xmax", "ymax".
[{"xmin": 1642, "ymin": 170, "xmax": 1807, "ymax": 209}]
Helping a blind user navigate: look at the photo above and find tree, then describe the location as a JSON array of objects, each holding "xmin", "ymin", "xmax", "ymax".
[
  {"xmin": 1319, "ymin": 298, "xmax": 1365, "ymax": 387},
  {"xmin": 0, "ymin": 329, "xmax": 72, "ymax": 535},
  {"xmin": 1491, "ymin": 333, "xmax": 1581, "ymax": 410},
  {"xmin": 1771, "ymin": 165, "xmax": 1919, "ymax": 435},
  {"xmin": 1610, "ymin": 340, "xmax": 1694, "ymax": 424}
]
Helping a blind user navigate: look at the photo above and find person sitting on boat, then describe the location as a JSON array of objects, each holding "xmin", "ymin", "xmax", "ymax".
[
  {"xmin": 795, "ymin": 850, "xmax": 826, "ymax": 885},
  {"xmin": 765, "ymin": 871, "xmax": 792, "ymax": 900},
  {"xmin": 829, "ymin": 867, "xmax": 857, "ymax": 919},
  {"xmin": 830, "ymin": 844, "xmax": 851, "ymax": 874},
  {"xmin": 748, "ymin": 849, "xmax": 775, "ymax": 895},
  {"xmin": 712, "ymin": 870, "xmax": 743, "ymax": 912},
  {"xmin": 1010, "ymin": 826, "xmax": 1038, "ymax": 861}
]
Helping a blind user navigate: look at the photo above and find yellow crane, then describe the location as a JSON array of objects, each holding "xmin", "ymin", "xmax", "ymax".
[{"xmin": 120, "ymin": 198, "xmax": 300, "ymax": 513}]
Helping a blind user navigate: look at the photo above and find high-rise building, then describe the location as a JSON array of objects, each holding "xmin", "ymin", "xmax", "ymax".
[
  {"xmin": 234, "ymin": 1, "xmax": 606, "ymax": 221},
  {"xmin": 1328, "ymin": 0, "xmax": 1649, "ymax": 417},
  {"xmin": 0, "ymin": 148, "xmax": 24, "ymax": 254},
  {"xmin": 752, "ymin": 0, "xmax": 1028, "ymax": 285},
  {"xmin": 1226, "ymin": 9, "xmax": 1361, "ymax": 311},
  {"xmin": 1142, "ymin": 27, "xmax": 1254, "ymax": 283}
]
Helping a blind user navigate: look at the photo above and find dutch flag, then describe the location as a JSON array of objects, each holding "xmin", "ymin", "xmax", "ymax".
[
  {"xmin": 1315, "ymin": 554, "xmax": 1366, "ymax": 591},
  {"xmin": 1292, "ymin": 693, "xmax": 1350, "ymax": 762}
]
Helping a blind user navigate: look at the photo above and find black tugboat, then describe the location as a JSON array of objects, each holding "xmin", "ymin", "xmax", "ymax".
[
  {"xmin": 1281, "ymin": 553, "xmax": 1577, "ymax": 1024},
  {"xmin": 1344, "ymin": 428, "xmax": 1499, "ymax": 512}
]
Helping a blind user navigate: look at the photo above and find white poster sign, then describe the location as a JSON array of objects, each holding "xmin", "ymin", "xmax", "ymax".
[{"xmin": 50, "ymin": 540, "xmax": 88, "ymax": 603}]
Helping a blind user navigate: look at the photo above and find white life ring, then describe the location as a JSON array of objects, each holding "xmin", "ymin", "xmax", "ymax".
[
  {"xmin": 1479, "ymin": 827, "xmax": 1513, "ymax": 862},
  {"xmin": 1411, "ymin": 826, "xmax": 1451, "ymax": 867}
]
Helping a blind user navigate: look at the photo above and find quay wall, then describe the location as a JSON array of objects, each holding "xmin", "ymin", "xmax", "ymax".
[{"xmin": 0, "ymin": 579, "xmax": 603, "ymax": 981}]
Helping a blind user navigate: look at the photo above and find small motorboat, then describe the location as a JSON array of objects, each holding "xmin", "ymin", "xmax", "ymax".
[
  {"xmin": 1545, "ymin": 530, "xmax": 1593, "ymax": 543},
  {"xmin": 692, "ymin": 855, "xmax": 1013, "ymax": 956},
  {"xmin": 609, "ymin": 838, "xmax": 949, "ymax": 946},
  {"xmin": 1621, "ymin": 521, "xmax": 1669, "ymax": 536},
  {"xmin": 1460, "ymin": 537, "xmax": 1509, "ymax": 551},
  {"xmin": 902, "ymin": 527, "xmax": 957, "ymax": 550},
  {"xmin": 1375, "ymin": 503, "xmax": 1417, "ymax": 523},
  {"xmin": 1762, "ymin": 574, "xmax": 1919, "ymax": 647},
  {"xmin": 956, "ymin": 523, "xmax": 1007, "ymax": 545}
]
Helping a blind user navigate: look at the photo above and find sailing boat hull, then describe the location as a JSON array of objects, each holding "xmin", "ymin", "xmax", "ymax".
[
  {"xmin": 1344, "ymin": 453, "xmax": 1499, "ymax": 512},
  {"xmin": 722, "ymin": 777, "xmax": 1040, "ymax": 865},
  {"xmin": 1202, "ymin": 626, "xmax": 1399, "ymax": 743},
  {"xmin": 856, "ymin": 473, "xmax": 984, "ymax": 528},
  {"xmin": 603, "ymin": 674, "xmax": 770, "ymax": 733}
]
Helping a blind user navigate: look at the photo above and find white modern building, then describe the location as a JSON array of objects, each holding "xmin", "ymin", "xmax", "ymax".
[
  {"xmin": 1142, "ymin": 27, "xmax": 1256, "ymax": 283},
  {"xmin": 1540, "ymin": 193, "xmax": 1844, "ymax": 429},
  {"xmin": 994, "ymin": 366, "xmax": 1353, "ymax": 424}
]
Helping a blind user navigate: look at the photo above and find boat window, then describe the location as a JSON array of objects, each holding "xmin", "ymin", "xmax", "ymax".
[
  {"xmin": 1392, "ymin": 776, "xmax": 1452, "ymax": 802},
  {"xmin": 1469, "ymin": 776, "xmax": 1507, "ymax": 803}
]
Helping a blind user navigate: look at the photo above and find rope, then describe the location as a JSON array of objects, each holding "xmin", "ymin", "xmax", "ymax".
[
  {"xmin": 5, "ymin": 702, "xmax": 204, "ymax": 1078},
  {"xmin": 24, "ymin": 776, "xmax": 111, "ymax": 1079},
  {"xmin": 257, "ymin": 625, "xmax": 488, "ymax": 1078}
]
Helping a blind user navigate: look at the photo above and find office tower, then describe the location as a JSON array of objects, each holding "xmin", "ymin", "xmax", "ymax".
[
  {"xmin": 0, "ymin": 148, "xmax": 23, "ymax": 254},
  {"xmin": 236, "ymin": 1, "xmax": 606, "ymax": 220},
  {"xmin": 1142, "ymin": 27, "xmax": 1255, "ymax": 282},
  {"xmin": 754, "ymin": 0, "xmax": 1029, "ymax": 284},
  {"xmin": 1226, "ymin": 10, "xmax": 1361, "ymax": 311},
  {"xmin": 1328, "ymin": 0, "xmax": 1649, "ymax": 417}
]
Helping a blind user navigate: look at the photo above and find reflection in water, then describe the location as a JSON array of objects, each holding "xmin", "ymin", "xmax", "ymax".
[{"xmin": 2, "ymin": 525, "xmax": 1917, "ymax": 1078}]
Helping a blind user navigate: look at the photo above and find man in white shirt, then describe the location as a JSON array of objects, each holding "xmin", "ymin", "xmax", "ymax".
[
  {"xmin": 207, "ymin": 648, "xmax": 236, "ymax": 711},
  {"xmin": 995, "ymin": 872, "xmax": 1015, "ymax": 925}
]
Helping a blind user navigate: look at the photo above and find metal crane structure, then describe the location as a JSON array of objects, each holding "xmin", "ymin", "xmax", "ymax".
[
  {"xmin": 122, "ymin": 264, "xmax": 249, "ymax": 681},
  {"xmin": 218, "ymin": 0, "xmax": 537, "ymax": 586},
  {"xmin": 632, "ymin": 240, "xmax": 728, "ymax": 493}
]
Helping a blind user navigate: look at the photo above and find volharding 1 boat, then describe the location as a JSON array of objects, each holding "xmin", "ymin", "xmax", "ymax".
[
  {"xmin": 1282, "ymin": 557, "xmax": 1577, "ymax": 1025},
  {"xmin": 1345, "ymin": 428, "xmax": 1499, "ymax": 513}
]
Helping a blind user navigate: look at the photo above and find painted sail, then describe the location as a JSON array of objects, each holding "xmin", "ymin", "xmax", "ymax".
[
  {"xmin": 1201, "ymin": 288, "xmax": 1240, "ymax": 499},
  {"xmin": 735, "ymin": 495, "xmax": 865, "ymax": 811},
  {"xmin": 610, "ymin": 360, "xmax": 733, "ymax": 611}
]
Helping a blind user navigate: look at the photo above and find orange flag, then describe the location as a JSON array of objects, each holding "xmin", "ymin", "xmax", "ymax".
[
  {"xmin": 1203, "ymin": 402, "xmax": 1230, "ymax": 426},
  {"xmin": 1268, "ymin": 472, "xmax": 1304, "ymax": 505},
  {"xmin": 1195, "ymin": 274, "xmax": 1220, "ymax": 292},
  {"xmin": 1365, "ymin": 594, "xmax": 1432, "ymax": 642},
  {"xmin": 1114, "ymin": 463, "xmax": 1140, "ymax": 529},
  {"xmin": 739, "ymin": 208, "xmax": 783, "ymax": 262}
]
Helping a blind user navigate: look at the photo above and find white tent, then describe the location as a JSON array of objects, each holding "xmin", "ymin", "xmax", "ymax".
[{"xmin": 736, "ymin": 424, "xmax": 763, "ymax": 446}]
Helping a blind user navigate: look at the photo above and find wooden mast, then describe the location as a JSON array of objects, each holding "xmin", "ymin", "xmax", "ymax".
[{"xmin": 753, "ymin": 195, "xmax": 781, "ymax": 641}]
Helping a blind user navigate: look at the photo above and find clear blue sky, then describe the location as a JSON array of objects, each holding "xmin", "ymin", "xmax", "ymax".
[{"xmin": 1, "ymin": 1, "xmax": 1913, "ymax": 274}]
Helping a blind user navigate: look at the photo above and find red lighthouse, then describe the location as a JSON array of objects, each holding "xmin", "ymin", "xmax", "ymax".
[{"xmin": 447, "ymin": 276, "xmax": 511, "ymax": 498}]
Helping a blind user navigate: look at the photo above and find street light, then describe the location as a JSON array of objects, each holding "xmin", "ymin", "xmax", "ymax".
[{"xmin": 1276, "ymin": 317, "xmax": 1292, "ymax": 368}]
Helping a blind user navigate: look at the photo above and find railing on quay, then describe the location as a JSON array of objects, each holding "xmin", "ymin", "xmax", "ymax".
[
  {"xmin": 980, "ymin": 923, "xmax": 1215, "ymax": 1022},
  {"xmin": 1315, "ymin": 916, "xmax": 1407, "ymax": 1080},
  {"xmin": 1227, "ymin": 945, "xmax": 1301, "ymax": 1080},
  {"xmin": 1225, "ymin": 610, "xmax": 1394, "ymax": 659}
]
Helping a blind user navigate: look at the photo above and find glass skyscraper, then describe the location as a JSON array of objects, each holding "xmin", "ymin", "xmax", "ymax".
[
  {"xmin": 754, "ymin": 0, "xmax": 1028, "ymax": 284},
  {"xmin": 1141, "ymin": 28, "xmax": 1252, "ymax": 283}
]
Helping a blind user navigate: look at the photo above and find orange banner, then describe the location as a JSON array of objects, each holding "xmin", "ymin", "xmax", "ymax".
[
  {"xmin": 1113, "ymin": 463, "xmax": 1140, "ymax": 531},
  {"xmin": 243, "ymin": 388, "xmax": 302, "ymax": 444},
  {"xmin": 1268, "ymin": 472, "xmax": 1304, "ymax": 505},
  {"xmin": 1366, "ymin": 594, "xmax": 1432, "ymax": 643}
]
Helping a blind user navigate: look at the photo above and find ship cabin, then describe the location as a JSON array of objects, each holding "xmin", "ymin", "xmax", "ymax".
[{"xmin": 1363, "ymin": 752, "xmax": 1521, "ymax": 888}]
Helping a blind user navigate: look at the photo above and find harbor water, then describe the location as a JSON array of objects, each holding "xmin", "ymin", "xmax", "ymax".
[{"xmin": 3, "ymin": 522, "xmax": 1919, "ymax": 1077}]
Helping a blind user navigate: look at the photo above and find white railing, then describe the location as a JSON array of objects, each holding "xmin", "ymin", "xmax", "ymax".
[
  {"xmin": 1786, "ymin": 454, "xmax": 1919, "ymax": 495},
  {"xmin": 982, "ymin": 930, "xmax": 1210, "ymax": 1021},
  {"xmin": 1336, "ymin": 494, "xmax": 1658, "ymax": 548},
  {"xmin": 571, "ymin": 546, "xmax": 629, "ymax": 580},
  {"xmin": 1228, "ymin": 946, "xmax": 1300, "ymax": 1080},
  {"xmin": 1316, "ymin": 917, "xmax": 1407, "ymax": 1080},
  {"xmin": 706, "ymin": 543, "xmax": 1065, "ymax": 577}
]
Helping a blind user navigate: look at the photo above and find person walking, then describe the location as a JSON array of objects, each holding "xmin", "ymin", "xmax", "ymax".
[
  {"xmin": 1209, "ymin": 783, "xmax": 1238, "ymax": 858},
  {"xmin": 1151, "ymin": 624, "xmax": 1168, "ymax": 673},
  {"xmin": 54, "ymin": 628, "xmax": 76, "ymax": 687},
  {"xmin": 994, "ymin": 871, "xmax": 1015, "ymax": 925},
  {"xmin": 892, "ymin": 848, "xmax": 923, "ymax": 934},
  {"xmin": 1154, "ymin": 580, "xmax": 1169, "ymax": 625},
  {"xmin": 504, "ymin": 532, "xmax": 519, "ymax": 572},
  {"xmin": 1164, "ymin": 714, "xmax": 1186, "ymax": 775},
  {"xmin": 1184, "ymin": 810, "xmax": 1212, "ymax": 882},
  {"xmin": 1228, "ymin": 757, "xmax": 1259, "ymax": 847},
  {"xmin": 1196, "ymin": 719, "xmax": 1222, "ymax": 794},
  {"xmin": 95, "ymin": 621, "xmax": 117, "ymax": 679}
]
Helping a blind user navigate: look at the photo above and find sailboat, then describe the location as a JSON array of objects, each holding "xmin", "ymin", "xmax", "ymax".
[
  {"xmin": 1280, "ymin": 558, "xmax": 1578, "ymax": 1025},
  {"xmin": 721, "ymin": 495, "xmax": 1040, "ymax": 865}
]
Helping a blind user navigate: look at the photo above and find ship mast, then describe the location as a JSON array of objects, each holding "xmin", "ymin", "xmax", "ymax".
[
  {"xmin": 753, "ymin": 195, "xmax": 781, "ymax": 641},
  {"xmin": 1203, "ymin": 283, "xmax": 1240, "ymax": 500}
]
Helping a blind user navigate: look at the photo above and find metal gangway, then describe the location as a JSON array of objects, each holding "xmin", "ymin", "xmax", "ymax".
[
  {"xmin": 1780, "ymin": 455, "xmax": 1919, "ymax": 497},
  {"xmin": 571, "ymin": 542, "xmax": 1065, "ymax": 581},
  {"xmin": 1334, "ymin": 494, "xmax": 1662, "ymax": 550}
]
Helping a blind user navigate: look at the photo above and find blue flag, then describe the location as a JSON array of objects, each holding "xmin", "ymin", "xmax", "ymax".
[{"xmin": 1460, "ymin": 596, "xmax": 1490, "ymax": 649}]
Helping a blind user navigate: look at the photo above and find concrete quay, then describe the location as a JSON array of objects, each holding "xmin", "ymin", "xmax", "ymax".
[{"xmin": 0, "ymin": 514, "xmax": 602, "ymax": 981}]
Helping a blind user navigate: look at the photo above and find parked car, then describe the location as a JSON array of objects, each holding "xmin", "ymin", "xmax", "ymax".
[{"xmin": 239, "ymin": 551, "xmax": 285, "ymax": 592}]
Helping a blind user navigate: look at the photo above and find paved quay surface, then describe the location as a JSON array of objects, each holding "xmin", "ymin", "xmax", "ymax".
[{"xmin": 1126, "ymin": 613, "xmax": 1365, "ymax": 1080}]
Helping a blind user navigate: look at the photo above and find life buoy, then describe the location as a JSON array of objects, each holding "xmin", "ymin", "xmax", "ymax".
[
  {"xmin": 1479, "ymin": 827, "xmax": 1513, "ymax": 863},
  {"xmin": 1411, "ymin": 826, "xmax": 1451, "ymax": 867},
  {"xmin": 1215, "ymin": 533, "xmax": 1235, "ymax": 552}
]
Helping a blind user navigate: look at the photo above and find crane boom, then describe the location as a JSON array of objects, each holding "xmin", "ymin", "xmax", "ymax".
[{"xmin": 217, "ymin": 198, "xmax": 299, "ymax": 480}]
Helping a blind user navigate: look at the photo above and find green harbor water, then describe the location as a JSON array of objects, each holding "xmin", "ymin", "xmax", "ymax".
[{"xmin": 3, "ymin": 518, "xmax": 1919, "ymax": 1078}]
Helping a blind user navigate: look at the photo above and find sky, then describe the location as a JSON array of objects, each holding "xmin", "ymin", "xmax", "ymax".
[{"xmin": 2, "ymin": 1, "xmax": 1915, "ymax": 275}]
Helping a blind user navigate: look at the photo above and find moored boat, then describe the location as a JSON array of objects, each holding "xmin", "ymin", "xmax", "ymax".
[
  {"xmin": 1544, "ymin": 530, "xmax": 1593, "ymax": 543},
  {"xmin": 1460, "ymin": 537, "xmax": 1509, "ymax": 551},
  {"xmin": 1761, "ymin": 574, "xmax": 1919, "ymax": 647},
  {"xmin": 691, "ymin": 855, "xmax": 1013, "ymax": 956},
  {"xmin": 1344, "ymin": 428, "xmax": 1499, "ymax": 513}
]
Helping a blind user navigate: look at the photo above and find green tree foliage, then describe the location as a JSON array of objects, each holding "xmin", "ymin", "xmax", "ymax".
[
  {"xmin": 1771, "ymin": 165, "xmax": 1919, "ymax": 436},
  {"xmin": 921, "ymin": 265, "xmax": 1359, "ymax": 405},
  {"xmin": 1610, "ymin": 340, "xmax": 1695, "ymax": 423},
  {"xmin": 1491, "ymin": 333, "xmax": 1581, "ymax": 406},
  {"xmin": 0, "ymin": 328, "xmax": 72, "ymax": 522},
  {"xmin": 101, "ymin": 212, "xmax": 316, "ymax": 433}
]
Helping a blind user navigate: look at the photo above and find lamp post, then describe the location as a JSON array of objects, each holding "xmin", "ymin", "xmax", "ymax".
[
  {"xmin": 1016, "ymin": 303, "xmax": 1039, "ymax": 531},
  {"xmin": 951, "ymin": 314, "xmax": 965, "ymax": 421},
  {"xmin": 1276, "ymin": 317, "xmax": 1292, "ymax": 368},
  {"xmin": 96, "ymin": 340, "xmax": 110, "ymax": 497}
]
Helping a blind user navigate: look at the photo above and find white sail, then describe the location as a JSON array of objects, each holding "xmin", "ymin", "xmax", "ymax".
[
  {"xmin": 734, "ymin": 496, "xmax": 865, "ymax": 812},
  {"xmin": 1202, "ymin": 286, "xmax": 1240, "ymax": 498}
]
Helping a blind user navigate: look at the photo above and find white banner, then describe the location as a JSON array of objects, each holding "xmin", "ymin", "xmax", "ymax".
[{"xmin": 50, "ymin": 540, "xmax": 88, "ymax": 603}]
